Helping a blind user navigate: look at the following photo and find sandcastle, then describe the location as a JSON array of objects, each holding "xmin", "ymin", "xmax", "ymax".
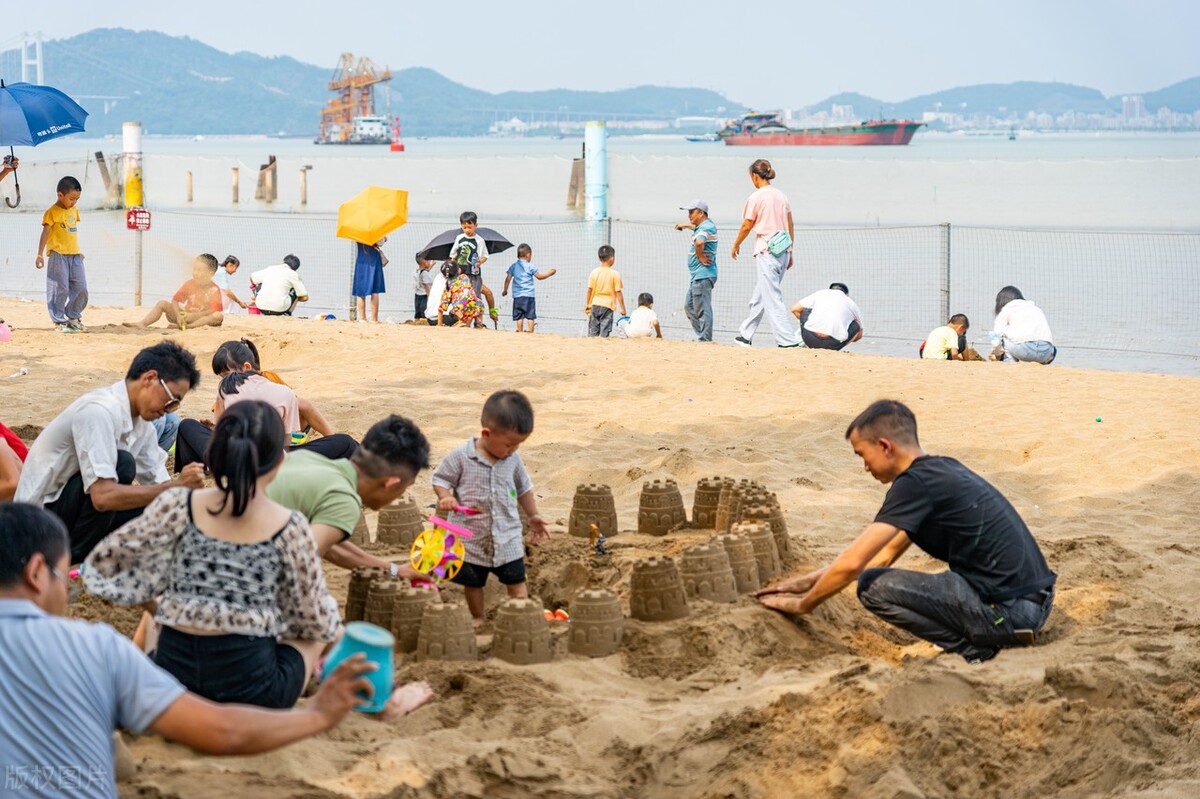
[
  {"xmin": 710, "ymin": 532, "xmax": 761, "ymax": 594},
  {"xmin": 713, "ymin": 478, "xmax": 737, "ymax": 533},
  {"xmin": 692, "ymin": 477, "xmax": 725, "ymax": 530},
  {"xmin": 363, "ymin": 575, "xmax": 404, "ymax": 630},
  {"xmin": 415, "ymin": 601, "xmax": 478, "ymax": 662},
  {"xmin": 629, "ymin": 557, "xmax": 690, "ymax": 621},
  {"xmin": 637, "ymin": 479, "xmax": 688, "ymax": 536},
  {"xmin": 492, "ymin": 598, "xmax": 553, "ymax": 665},
  {"xmin": 568, "ymin": 589, "xmax": 624, "ymax": 657},
  {"xmin": 735, "ymin": 521, "xmax": 782, "ymax": 582},
  {"xmin": 679, "ymin": 543, "xmax": 738, "ymax": 603},
  {"xmin": 345, "ymin": 567, "xmax": 386, "ymax": 623},
  {"xmin": 569, "ymin": 483, "xmax": 619, "ymax": 538},
  {"xmin": 375, "ymin": 496, "xmax": 426, "ymax": 548},
  {"xmin": 740, "ymin": 499, "xmax": 792, "ymax": 560},
  {"xmin": 389, "ymin": 587, "xmax": 440, "ymax": 653},
  {"xmin": 351, "ymin": 512, "xmax": 370, "ymax": 545}
]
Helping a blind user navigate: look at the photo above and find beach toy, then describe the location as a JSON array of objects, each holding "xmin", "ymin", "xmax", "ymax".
[
  {"xmin": 452, "ymin": 504, "xmax": 481, "ymax": 516},
  {"xmin": 322, "ymin": 621, "xmax": 394, "ymax": 713},
  {"xmin": 1095, "ymin": 417, "xmax": 1103, "ymax": 423},
  {"xmin": 320, "ymin": 313, "xmax": 337, "ymax": 320},
  {"xmin": 290, "ymin": 431, "xmax": 309, "ymax": 446},
  {"xmin": 410, "ymin": 516, "xmax": 473, "ymax": 582},
  {"xmin": 0, "ymin": 321, "xmax": 11, "ymax": 342}
]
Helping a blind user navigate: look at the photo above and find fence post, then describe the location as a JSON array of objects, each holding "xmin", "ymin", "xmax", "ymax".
[{"xmin": 939, "ymin": 223, "xmax": 951, "ymax": 322}]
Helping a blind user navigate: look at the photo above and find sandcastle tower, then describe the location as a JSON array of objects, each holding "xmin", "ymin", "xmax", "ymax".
[
  {"xmin": 713, "ymin": 478, "xmax": 737, "ymax": 533},
  {"xmin": 735, "ymin": 521, "xmax": 782, "ymax": 583},
  {"xmin": 345, "ymin": 567, "xmax": 386, "ymax": 622},
  {"xmin": 637, "ymin": 479, "xmax": 688, "ymax": 536},
  {"xmin": 568, "ymin": 589, "xmax": 624, "ymax": 657},
  {"xmin": 364, "ymin": 575, "xmax": 404, "ymax": 630},
  {"xmin": 710, "ymin": 533, "xmax": 761, "ymax": 594},
  {"xmin": 492, "ymin": 598, "xmax": 553, "ymax": 665},
  {"xmin": 376, "ymin": 496, "xmax": 426, "ymax": 548},
  {"xmin": 569, "ymin": 483, "xmax": 619, "ymax": 538},
  {"xmin": 416, "ymin": 601, "xmax": 478, "ymax": 662},
  {"xmin": 691, "ymin": 477, "xmax": 724, "ymax": 530},
  {"xmin": 741, "ymin": 497, "xmax": 792, "ymax": 560},
  {"xmin": 351, "ymin": 512, "xmax": 370, "ymax": 545},
  {"xmin": 389, "ymin": 587, "xmax": 440, "ymax": 653},
  {"xmin": 629, "ymin": 557, "xmax": 690, "ymax": 621},
  {"xmin": 679, "ymin": 543, "xmax": 738, "ymax": 603}
]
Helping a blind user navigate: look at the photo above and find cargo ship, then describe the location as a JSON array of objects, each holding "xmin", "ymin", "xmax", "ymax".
[{"xmin": 719, "ymin": 113, "xmax": 923, "ymax": 146}]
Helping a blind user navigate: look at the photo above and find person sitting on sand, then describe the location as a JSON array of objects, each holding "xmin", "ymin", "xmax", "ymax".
[
  {"xmin": 757, "ymin": 399, "xmax": 1056, "ymax": 664},
  {"xmin": 0, "ymin": 422, "xmax": 27, "ymax": 502},
  {"xmin": 0, "ymin": 503, "xmax": 393, "ymax": 799},
  {"xmin": 921, "ymin": 314, "xmax": 970, "ymax": 360},
  {"xmin": 791, "ymin": 282, "xmax": 864, "ymax": 351},
  {"xmin": 991, "ymin": 286, "xmax": 1056, "ymax": 364},
  {"xmin": 437, "ymin": 262, "xmax": 484, "ymax": 328},
  {"xmin": 125, "ymin": 254, "xmax": 225, "ymax": 330},
  {"xmin": 83, "ymin": 401, "xmax": 434, "ymax": 716}
]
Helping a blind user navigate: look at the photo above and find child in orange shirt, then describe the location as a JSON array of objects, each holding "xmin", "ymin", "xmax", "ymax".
[{"xmin": 125, "ymin": 254, "xmax": 225, "ymax": 330}]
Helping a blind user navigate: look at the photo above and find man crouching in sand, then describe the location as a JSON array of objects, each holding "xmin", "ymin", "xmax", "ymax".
[{"xmin": 758, "ymin": 399, "xmax": 1056, "ymax": 664}]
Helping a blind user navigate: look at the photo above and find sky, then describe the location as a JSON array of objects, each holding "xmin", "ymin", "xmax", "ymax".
[{"xmin": 2, "ymin": 0, "xmax": 1198, "ymax": 107}]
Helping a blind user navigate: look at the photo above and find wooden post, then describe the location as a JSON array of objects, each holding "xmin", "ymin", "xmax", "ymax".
[
  {"xmin": 299, "ymin": 166, "xmax": 310, "ymax": 206},
  {"xmin": 94, "ymin": 151, "xmax": 112, "ymax": 192},
  {"xmin": 232, "ymin": 167, "xmax": 239, "ymax": 204},
  {"xmin": 567, "ymin": 158, "xmax": 584, "ymax": 209},
  {"xmin": 185, "ymin": 170, "xmax": 193, "ymax": 203}
]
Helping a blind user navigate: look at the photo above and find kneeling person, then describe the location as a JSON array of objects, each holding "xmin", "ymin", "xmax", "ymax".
[{"xmin": 792, "ymin": 282, "xmax": 864, "ymax": 351}]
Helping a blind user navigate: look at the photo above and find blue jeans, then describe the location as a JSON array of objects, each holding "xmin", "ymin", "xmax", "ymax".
[
  {"xmin": 857, "ymin": 568, "xmax": 1054, "ymax": 662},
  {"xmin": 684, "ymin": 277, "xmax": 716, "ymax": 342},
  {"xmin": 152, "ymin": 412, "xmax": 181, "ymax": 452},
  {"xmin": 1005, "ymin": 339, "xmax": 1056, "ymax": 364}
]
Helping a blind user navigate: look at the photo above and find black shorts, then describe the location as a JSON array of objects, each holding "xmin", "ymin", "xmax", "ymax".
[
  {"xmin": 512, "ymin": 296, "xmax": 536, "ymax": 320},
  {"xmin": 153, "ymin": 626, "xmax": 308, "ymax": 709},
  {"xmin": 451, "ymin": 558, "xmax": 526, "ymax": 588}
]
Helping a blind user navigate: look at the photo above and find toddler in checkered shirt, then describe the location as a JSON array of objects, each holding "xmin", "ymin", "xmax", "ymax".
[{"xmin": 432, "ymin": 390, "xmax": 550, "ymax": 626}]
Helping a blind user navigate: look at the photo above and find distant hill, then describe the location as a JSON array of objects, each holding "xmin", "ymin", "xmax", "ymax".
[
  {"xmin": 33, "ymin": 29, "xmax": 741, "ymax": 137},
  {"xmin": 1141, "ymin": 77, "xmax": 1200, "ymax": 113}
]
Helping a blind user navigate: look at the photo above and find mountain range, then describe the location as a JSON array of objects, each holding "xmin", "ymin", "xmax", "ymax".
[{"xmin": 14, "ymin": 29, "xmax": 1200, "ymax": 136}]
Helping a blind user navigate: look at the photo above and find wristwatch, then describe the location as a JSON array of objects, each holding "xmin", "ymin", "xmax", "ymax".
[{"xmin": 389, "ymin": 562, "xmax": 400, "ymax": 579}]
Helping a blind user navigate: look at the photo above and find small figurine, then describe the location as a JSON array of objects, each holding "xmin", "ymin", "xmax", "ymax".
[{"xmin": 589, "ymin": 523, "xmax": 607, "ymax": 556}]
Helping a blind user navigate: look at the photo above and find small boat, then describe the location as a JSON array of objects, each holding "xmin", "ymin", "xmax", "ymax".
[
  {"xmin": 685, "ymin": 133, "xmax": 721, "ymax": 142},
  {"xmin": 719, "ymin": 112, "xmax": 923, "ymax": 146}
]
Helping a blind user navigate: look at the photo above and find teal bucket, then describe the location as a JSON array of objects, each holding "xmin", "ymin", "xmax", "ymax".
[{"xmin": 323, "ymin": 621, "xmax": 395, "ymax": 713}]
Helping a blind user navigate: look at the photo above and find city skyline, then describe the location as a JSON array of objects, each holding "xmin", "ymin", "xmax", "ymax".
[{"xmin": 2, "ymin": 1, "xmax": 1198, "ymax": 109}]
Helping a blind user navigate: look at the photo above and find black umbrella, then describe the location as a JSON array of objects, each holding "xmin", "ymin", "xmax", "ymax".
[{"xmin": 416, "ymin": 227, "xmax": 513, "ymax": 262}]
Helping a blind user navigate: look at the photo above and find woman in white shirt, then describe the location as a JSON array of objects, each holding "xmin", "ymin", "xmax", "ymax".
[{"xmin": 991, "ymin": 286, "xmax": 1056, "ymax": 364}]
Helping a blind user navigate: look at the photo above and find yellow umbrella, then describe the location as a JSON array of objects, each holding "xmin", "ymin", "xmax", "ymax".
[{"xmin": 336, "ymin": 186, "xmax": 409, "ymax": 245}]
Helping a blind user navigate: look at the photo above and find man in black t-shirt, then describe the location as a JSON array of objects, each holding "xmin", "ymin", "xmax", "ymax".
[{"xmin": 757, "ymin": 399, "xmax": 1056, "ymax": 663}]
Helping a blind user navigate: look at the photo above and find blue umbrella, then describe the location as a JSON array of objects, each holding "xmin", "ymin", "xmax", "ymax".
[{"xmin": 0, "ymin": 79, "xmax": 89, "ymax": 208}]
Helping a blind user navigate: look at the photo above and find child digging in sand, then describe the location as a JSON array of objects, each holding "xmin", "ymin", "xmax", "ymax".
[
  {"xmin": 432, "ymin": 390, "xmax": 550, "ymax": 626},
  {"xmin": 125, "ymin": 253, "xmax": 225, "ymax": 330}
]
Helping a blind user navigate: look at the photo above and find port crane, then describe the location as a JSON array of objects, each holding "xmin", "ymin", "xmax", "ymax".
[{"xmin": 317, "ymin": 53, "xmax": 393, "ymax": 144}]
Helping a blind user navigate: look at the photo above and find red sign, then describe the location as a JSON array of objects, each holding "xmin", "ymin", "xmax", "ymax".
[{"xmin": 126, "ymin": 207, "xmax": 151, "ymax": 231}]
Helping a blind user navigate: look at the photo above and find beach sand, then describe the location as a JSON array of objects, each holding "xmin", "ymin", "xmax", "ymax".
[{"xmin": 2, "ymin": 296, "xmax": 1199, "ymax": 799}]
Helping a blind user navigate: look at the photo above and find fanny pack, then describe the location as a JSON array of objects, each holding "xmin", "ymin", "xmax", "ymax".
[{"xmin": 766, "ymin": 231, "xmax": 792, "ymax": 257}]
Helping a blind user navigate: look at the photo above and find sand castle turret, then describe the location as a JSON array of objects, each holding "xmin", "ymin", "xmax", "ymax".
[
  {"xmin": 364, "ymin": 575, "xmax": 404, "ymax": 630},
  {"xmin": 351, "ymin": 512, "xmax": 370, "ymax": 545},
  {"xmin": 492, "ymin": 598, "xmax": 553, "ymax": 665},
  {"xmin": 389, "ymin": 587, "xmax": 440, "ymax": 653},
  {"xmin": 345, "ymin": 567, "xmax": 386, "ymax": 622},
  {"xmin": 741, "ymin": 497, "xmax": 792, "ymax": 560},
  {"xmin": 637, "ymin": 479, "xmax": 688, "ymax": 536},
  {"xmin": 711, "ymin": 533, "xmax": 761, "ymax": 593},
  {"xmin": 416, "ymin": 601, "xmax": 478, "ymax": 662},
  {"xmin": 692, "ymin": 477, "xmax": 725, "ymax": 530},
  {"xmin": 568, "ymin": 589, "xmax": 624, "ymax": 657},
  {"xmin": 679, "ymin": 543, "xmax": 738, "ymax": 603},
  {"xmin": 376, "ymin": 496, "xmax": 426, "ymax": 548},
  {"xmin": 735, "ymin": 521, "xmax": 782, "ymax": 582},
  {"xmin": 713, "ymin": 478, "xmax": 737, "ymax": 533},
  {"xmin": 569, "ymin": 483, "xmax": 618, "ymax": 538},
  {"xmin": 629, "ymin": 557, "xmax": 690, "ymax": 621}
]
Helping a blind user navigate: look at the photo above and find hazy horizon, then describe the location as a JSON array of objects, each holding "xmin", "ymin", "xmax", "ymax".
[{"xmin": 2, "ymin": 1, "xmax": 1198, "ymax": 108}]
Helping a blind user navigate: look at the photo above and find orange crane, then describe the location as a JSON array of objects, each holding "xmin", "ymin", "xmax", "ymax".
[{"xmin": 317, "ymin": 53, "xmax": 393, "ymax": 144}]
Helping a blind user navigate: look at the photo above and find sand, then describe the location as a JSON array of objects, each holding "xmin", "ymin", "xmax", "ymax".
[{"xmin": 2, "ymin": 296, "xmax": 1200, "ymax": 799}]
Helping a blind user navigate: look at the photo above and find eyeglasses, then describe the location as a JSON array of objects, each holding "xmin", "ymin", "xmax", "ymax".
[{"xmin": 159, "ymin": 378, "xmax": 182, "ymax": 413}]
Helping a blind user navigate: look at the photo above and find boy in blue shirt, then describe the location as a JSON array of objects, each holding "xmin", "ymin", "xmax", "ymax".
[
  {"xmin": 501, "ymin": 243, "xmax": 557, "ymax": 333},
  {"xmin": 674, "ymin": 200, "xmax": 719, "ymax": 342}
]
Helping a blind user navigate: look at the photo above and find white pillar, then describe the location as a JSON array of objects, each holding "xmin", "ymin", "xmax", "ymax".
[{"xmin": 584, "ymin": 121, "xmax": 608, "ymax": 221}]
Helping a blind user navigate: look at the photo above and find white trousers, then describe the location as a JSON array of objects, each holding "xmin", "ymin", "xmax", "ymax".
[{"xmin": 738, "ymin": 250, "xmax": 799, "ymax": 346}]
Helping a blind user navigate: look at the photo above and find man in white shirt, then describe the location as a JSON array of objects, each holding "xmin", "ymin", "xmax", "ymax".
[
  {"xmin": 15, "ymin": 341, "xmax": 206, "ymax": 563},
  {"xmin": 251, "ymin": 254, "xmax": 309, "ymax": 316},
  {"xmin": 792, "ymin": 282, "xmax": 865, "ymax": 351}
]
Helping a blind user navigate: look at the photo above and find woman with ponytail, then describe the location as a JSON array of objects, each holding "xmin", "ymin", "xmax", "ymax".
[{"xmin": 730, "ymin": 159, "xmax": 802, "ymax": 348}]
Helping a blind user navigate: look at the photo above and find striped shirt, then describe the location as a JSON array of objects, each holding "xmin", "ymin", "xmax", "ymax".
[
  {"xmin": 432, "ymin": 439, "xmax": 533, "ymax": 567},
  {"xmin": 688, "ymin": 219, "xmax": 719, "ymax": 281}
]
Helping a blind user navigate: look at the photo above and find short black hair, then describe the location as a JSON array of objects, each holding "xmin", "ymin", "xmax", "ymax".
[
  {"xmin": 353, "ymin": 415, "xmax": 431, "ymax": 479},
  {"xmin": 212, "ymin": 338, "xmax": 261, "ymax": 375},
  {"xmin": 829, "ymin": 282, "xmax": 849, "ymax": 295},
  {"xmin": 0, "ymin": 504, "xmax": 70, "ymax": 588},
  {"xmin": 126, "ymin": 341, "xmax": 201, "ymax": 389},
  {"xmin": 517, "ymin": 243, "xmax": 532, "ymax": 259},
  {"xmin": 598, "ymin": 244, "xmax": 615, "ymax": 262},
  {"xmin": 283, "ymin": 254, "xmax": 301, "ymax": 271},
  {"xmin": 845, "ymin": 400, "xmax": 919, "ymax": 447},
  {"xmin": 441, "ymin": 262, "xmax": 460, "ymax": 280},
  {"xmin": 460, "ymin": 211, "xmax": 478, "ymax": 225},
  {"xmin": 994, "ymin": 286, "xmax": 1024, "ymax": 316},
  {"xmin": 949, "ymin": 313, "xmax": 970, "ymax": 328},
  {"xmin": 223, "ymin": 255, "xmax": 240, "ymax": 268},
  {"xmin": 56, "ymin": 176, "xmax": 82, "ymax": 194},
  {"xmin": 638, "ymin": 292, "xmax": 654, "ymax": 306},
  {"xmin": 482, "ymin": 390, "xmax": 534, "ymax": 435},
  {"xmin": 197, "ymin": 253, "xmax": 219, "ymax": 271}
]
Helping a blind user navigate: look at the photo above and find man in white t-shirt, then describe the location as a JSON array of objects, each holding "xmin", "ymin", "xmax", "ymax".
[
  {"xmin": 791, "ymin": 282, "xmax": 864, "ymax": 351},
  {"xmin": 251, "ymin": 255, "xmax": 308, "ymax": 316},
  {"xmin": 624, "ymin": 292, "xmax": 662, "ymax": 339}
]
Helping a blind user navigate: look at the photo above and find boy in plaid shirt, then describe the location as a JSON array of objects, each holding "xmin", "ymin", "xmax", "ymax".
[{"xmin": 432, "ymin": 390, "xmax": 550, "ymax": 625}]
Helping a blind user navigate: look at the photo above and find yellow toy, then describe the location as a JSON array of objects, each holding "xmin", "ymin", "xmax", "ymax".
[{"xmin": 410, "ymin": 515, "xmax": 473, "ymax": 582}]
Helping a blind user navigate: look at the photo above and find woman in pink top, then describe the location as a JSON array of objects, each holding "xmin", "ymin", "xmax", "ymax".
[{"xmin": 730, "ymin": 159, "xmax": 801, "ymax": 348}]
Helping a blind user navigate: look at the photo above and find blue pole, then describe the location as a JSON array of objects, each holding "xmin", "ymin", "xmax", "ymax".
[{"xmin": 584, "ymin": 121, "xmax": 608, "ymax": 221}]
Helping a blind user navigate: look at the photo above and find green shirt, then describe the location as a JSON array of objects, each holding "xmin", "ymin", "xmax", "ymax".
[{"xmin": 266, "ymin": 450, "xmax": 361, "ymax": 539}]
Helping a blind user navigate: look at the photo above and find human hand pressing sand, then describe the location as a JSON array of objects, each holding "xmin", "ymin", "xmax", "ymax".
[{"xmin": 755, "ymin": 568, "xmax": 828, "ymax": 614}]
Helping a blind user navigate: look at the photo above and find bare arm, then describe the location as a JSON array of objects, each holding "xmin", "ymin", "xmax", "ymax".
[
  {"xmin": 730, "ymin": 219, "xmax": 754, "ymax": 260},
  {"xmin": 653, "ymin": 320, "xmax": 662, "ymax": 339},
  {"xmin": 0, "ymin": 440, "xmax": 21, "ymax": 502},
  {"xmin": 792, "ymin": 523, "xmax": 906, "ymax": 614},
  {"xmin": 535, "ymin": 268, "xmax": 557, "ymax": 280},
  {"xmin": 89, "ymin": 466, "xmax": 205, "ymax": 513},
  {"xmin": 615, "ymin": 290, "xmax": 626, "ymax": 317},
  {"xmin": 516, "ymin": 489, "xmax": 549, "ymax": 543},
  {"xmin": 693, "ymin": 238, "xmax": 711, "ymax": 266},
  {"xmin": 584, "ymin": 286, "xmax": 594, "ymax": 313},
  {"xmin": 502, "ymin": 275, "xmax": 512, "ymax": 296},
  {"xmin": 297, "ymin": 396, "xmax": 334, "ymax": 437},
  {"xmin": 35, "ymin": 225, "xmax": 50, "ymax": 268}
]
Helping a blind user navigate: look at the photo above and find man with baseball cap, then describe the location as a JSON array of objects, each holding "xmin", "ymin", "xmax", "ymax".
[{"xmin": 674, "ymin": 200, "xmax": 719, "ymax": 342}]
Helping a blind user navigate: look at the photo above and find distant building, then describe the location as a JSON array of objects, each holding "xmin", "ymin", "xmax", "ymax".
[{"xmin": 1122, "ymin": 95, "xmax": 1146, "ymax": 120}]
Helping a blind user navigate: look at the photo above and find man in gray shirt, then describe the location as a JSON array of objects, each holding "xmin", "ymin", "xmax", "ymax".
[{"xmin": 0, "ymin": 503, "xmax": 384, "ymax": 799}]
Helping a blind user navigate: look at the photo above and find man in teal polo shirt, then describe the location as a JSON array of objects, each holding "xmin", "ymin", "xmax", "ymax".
[{"xmin": 675, "ymin": 199, "xmax": 719, "ymax": 342}]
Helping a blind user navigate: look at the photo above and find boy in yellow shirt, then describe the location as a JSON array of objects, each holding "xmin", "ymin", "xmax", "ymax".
[
  {"xmin": 36, "ymin": 176, "xmax": 88, "ymax": 333},
  {"xmin": 584, "ymin": 244, "xmax": 626, "ymax": 337}
]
